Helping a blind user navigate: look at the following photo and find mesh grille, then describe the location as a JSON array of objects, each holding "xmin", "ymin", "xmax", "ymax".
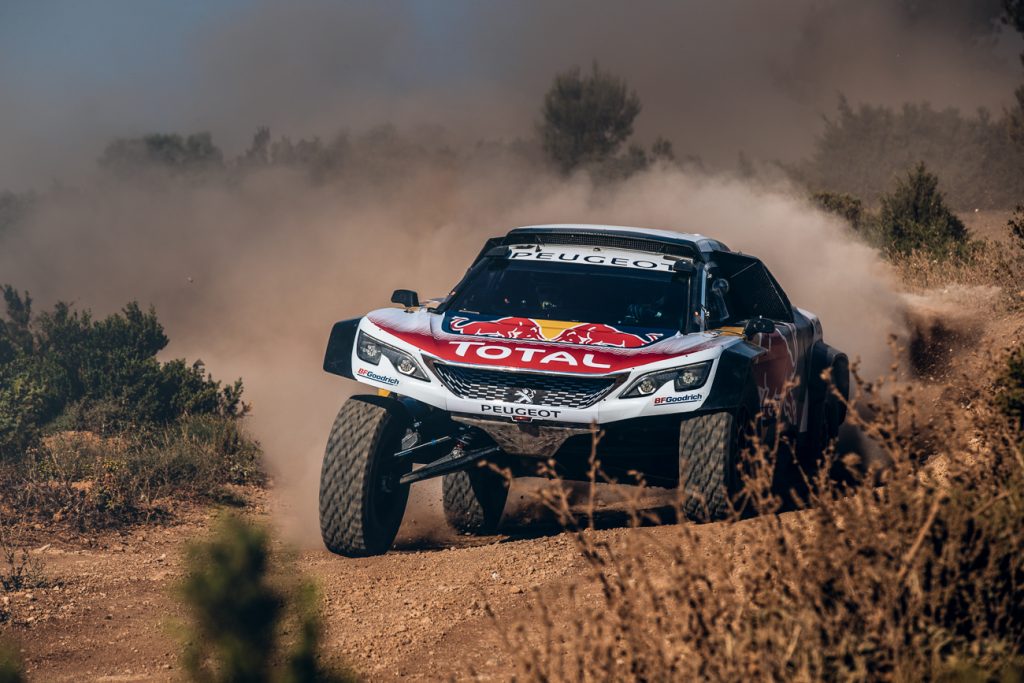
[{"xmin": 432, "ymin": 363, "xmax": 620, "ymax": 409}]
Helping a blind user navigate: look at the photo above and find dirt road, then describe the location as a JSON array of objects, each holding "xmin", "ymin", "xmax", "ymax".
[{"xmin": 5, "ymin": 478, "xmax": 712, "ymax": 681}]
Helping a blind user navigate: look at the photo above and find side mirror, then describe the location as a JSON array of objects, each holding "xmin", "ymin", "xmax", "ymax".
[
  {"xmin": 743, "ymin": 317, "xmax": 774, "ymax": 340},
  {"xmin": 391, "ymin": 289, "xmax": 420, "ymax": 308},
  {"xmin": 672, "ymin": 259, "xmax": 695, "ymax": 273}
]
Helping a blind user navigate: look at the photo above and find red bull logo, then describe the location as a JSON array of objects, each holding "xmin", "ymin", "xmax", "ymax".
[
  {"xmin": 449, "ymin": 316, "xmax": 545, "ymax": 340},
  {"xmin": 552, "ymin": 323, "xmax": 661, "ymax": 348},
  {"xmin": 449, "ymin": 316, "xmax": 661, "ymax": 348}
]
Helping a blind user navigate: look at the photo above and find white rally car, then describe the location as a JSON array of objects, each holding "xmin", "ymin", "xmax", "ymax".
[{"xmin": 320, "ymin": 225, "xmax": 848, "ymax": 556}]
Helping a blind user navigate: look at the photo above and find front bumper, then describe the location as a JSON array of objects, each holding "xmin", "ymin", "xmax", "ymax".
[{"xmin": 350, "ymin": 320, "xmax": 728, "ymax": 425}]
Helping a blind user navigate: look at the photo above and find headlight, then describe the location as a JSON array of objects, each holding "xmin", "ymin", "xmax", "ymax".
[
  {"xmin": 356, "ymin": 331, "xmax": 429, "ymax": 381},
  {"xmin": 620, "ymin": 361, "xmax": 711, "ymax": 398}
]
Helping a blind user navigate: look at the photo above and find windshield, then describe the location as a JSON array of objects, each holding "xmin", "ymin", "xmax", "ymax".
[{"xmin": 446, "ymin": 259, "xmax": 693, "ymax": 332}]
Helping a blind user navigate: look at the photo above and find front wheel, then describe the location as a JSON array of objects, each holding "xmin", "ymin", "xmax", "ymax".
[
  {"xmin": 319, "ymin": 398, "xmax": 411, "ymax": 557},
  {"xmin": 678, "ymin": 406, "xmax": 752, "ymax": 522}
]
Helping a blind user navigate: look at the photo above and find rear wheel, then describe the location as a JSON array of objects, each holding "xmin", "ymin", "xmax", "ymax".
[
  {"xmin": 801, "ymin": 352, "xmax": 851, "ymax": 480},
  {"xmin": 319, "ymin": 398, "xmax": 411, "ymax": 557},
  {"xmin": 442, "ymin": 467, "xmax": 509, "ymax": 534}
]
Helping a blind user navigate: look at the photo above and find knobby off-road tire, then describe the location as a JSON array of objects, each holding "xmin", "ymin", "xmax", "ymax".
[
  {"xmin": 678, "ymin": 411, "xmax": 746, "ymax": 522},
  {"xmin": 442, "ymin": 468, "xmax": 509, "ymax": 534},
  {"xmin": 319, "ymin": 398, "xmax": 410, "ymax": 557}
]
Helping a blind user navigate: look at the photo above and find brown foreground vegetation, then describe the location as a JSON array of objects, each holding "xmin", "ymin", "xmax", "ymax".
[{"xmin": 499, "ymin": 381, "xmax": 1023, "ymax": 680}]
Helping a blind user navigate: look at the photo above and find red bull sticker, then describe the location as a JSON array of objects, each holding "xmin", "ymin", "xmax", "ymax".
[{"xmin": 449, "ymin": 316, "xmax": 663, "ymax": 348}]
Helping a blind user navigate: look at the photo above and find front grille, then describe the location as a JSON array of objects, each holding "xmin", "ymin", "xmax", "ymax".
[{"xmin": 431, "ymin": 363, "xmax": 620, "ymax": 409}]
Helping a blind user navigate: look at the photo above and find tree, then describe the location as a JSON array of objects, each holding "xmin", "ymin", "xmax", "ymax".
[
  {"xmin": 540, "ymin": 63, "xmax": 641, "ymax": 173},
  {"xmin": 650, "ymin": 136, "xmax": 675, "ymax": 163},
  {"xmin": 98, "ymin": 133, "xmax": 224, "ymax": 175},
  {"xmin": 1005, "ymin": 1, "xmax": 1024, "ymax": 145},
  {"xmin": 1005, "ymin": 0, "xmax": 1024, "ymax": 37},
  {"xmin": 877, "ymin": 163, "xmax": 970, "ymax": 258},
  {"xmin": 240, "ymin": 127, "xmax": 272, "ymax": 166},
  {"xmin": 794, "ymin": 96, "xmax": 1024, "ymax": 209}
]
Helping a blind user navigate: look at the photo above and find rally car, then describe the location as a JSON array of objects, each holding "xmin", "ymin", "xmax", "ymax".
[{"xmin": 320, "ymin": 224, "xmax": 849, "ymax": 556}]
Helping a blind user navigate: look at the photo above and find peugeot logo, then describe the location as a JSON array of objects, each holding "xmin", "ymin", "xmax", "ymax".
[{"xmin": 514, "ymin": 388, "xmax": 536, "ymax": 404}]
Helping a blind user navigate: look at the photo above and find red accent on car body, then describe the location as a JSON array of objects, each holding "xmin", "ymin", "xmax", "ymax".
[{"xmin": 376, "ymin": 326, "xmax": 725, "ymax": 375}]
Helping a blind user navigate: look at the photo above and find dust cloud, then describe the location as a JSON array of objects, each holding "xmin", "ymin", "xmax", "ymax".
[
  {"xmin": 0, "ymin": 158, "xmax": 906, "ymax": 544},
  {"xmin": 3, "ymin": 0, "xmax": 1021, "ymax": 189}
]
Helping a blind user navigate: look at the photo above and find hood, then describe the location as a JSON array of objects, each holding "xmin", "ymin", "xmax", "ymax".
[{"xmin": 366, "ymin": 308, "xmax": 741, "ymax": 375}]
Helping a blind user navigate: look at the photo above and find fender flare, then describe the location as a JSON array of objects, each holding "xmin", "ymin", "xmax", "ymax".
[
  {"xmin": 699, "ymin": 341, "xmax": 765, "ymax": 413},
  {"xmin": 323, "ymin": 318, "xmax": 360, "ymax": 379},
  {"xmin": 347, "ymin": 394, "xmax": 454, "ymax": 441},
  {"xmin": 346, "ymin": 394, "xmax": 415, "ymax": 427}
]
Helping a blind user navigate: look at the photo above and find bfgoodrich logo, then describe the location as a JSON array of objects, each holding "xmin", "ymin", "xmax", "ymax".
[
  {"xmin": 654, "ymin": 393, "xmax": 702, "ymax": 405},
  {"xmin": 357, "ymin": 368, "xmax": 399, "ymax": 386}
]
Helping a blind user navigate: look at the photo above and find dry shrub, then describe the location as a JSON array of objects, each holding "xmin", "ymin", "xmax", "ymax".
[
  {"xmin": 0, "ymin": 524, "xmax": 47, "ymax": 594},
  {"xmin": 0, "ymin": 415, "xmax": 262, "ymax": 530},
  {"xmin": 893, "ymin": 218, "xmax": 1024, "ymax": 313},
  {"xmin": 495, "ymin": 374, "xmax": 1024, "ymax": 681}
]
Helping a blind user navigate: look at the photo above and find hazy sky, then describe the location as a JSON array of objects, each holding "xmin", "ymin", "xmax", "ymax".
[{"xmin": 1, "ymin": 0, "xmax": 1021, "ymax": 190}]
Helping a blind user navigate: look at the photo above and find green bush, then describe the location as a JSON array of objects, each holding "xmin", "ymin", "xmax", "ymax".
[
  {"xmin": 876, "ymin": 163, "xmax": 973, "ymax": 258},
  {"xmin": 0, "ymin": 641, "xmax": 23, "ymax": 683},
  {"xmin": 0, "ymin": 286, "xmax": 245, "ymax": 460},
  {"xmin": 181, "ymin": 516, "xmax": 352, "ymax": 683},
  {"xmin": 0, "ymin": 287, "xmax": 260, "ymax": 527}
]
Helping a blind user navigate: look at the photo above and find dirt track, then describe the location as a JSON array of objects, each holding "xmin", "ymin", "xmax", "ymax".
[{"xmin": 5, "ymin": 479, "xmax": 716, "ymax": 681}]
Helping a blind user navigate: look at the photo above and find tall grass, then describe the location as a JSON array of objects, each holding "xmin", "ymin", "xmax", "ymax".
[
  {"xmin": 0, "ymin": 415, "xmax": 262, "ymax": 529},
  {"xmin": 495, "ymin": 361, "xmax": 1024, "ymax": 681}
]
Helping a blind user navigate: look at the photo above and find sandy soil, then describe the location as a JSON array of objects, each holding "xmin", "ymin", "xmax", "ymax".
[{"xmin": 2, "ymin": 481, "xmax": 713, "ymax": 681}]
